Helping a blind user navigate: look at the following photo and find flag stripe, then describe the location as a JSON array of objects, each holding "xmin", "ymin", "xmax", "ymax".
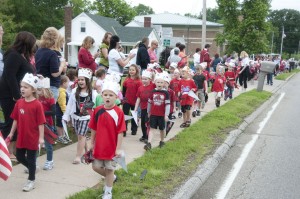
[
  {"xmin": 0, "ymin": 171, "xmax": 9, "ymax": 181},
  {"xmin": 0, "ymin": 132, "xmax": 12, "ymax": 181},
  {"xmin": 0, "ymin": 154, "xmax": 12, "ymax": 171}
]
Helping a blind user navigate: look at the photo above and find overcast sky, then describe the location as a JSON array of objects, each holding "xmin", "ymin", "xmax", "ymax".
[{"xmin": 125, "ymin": 0, "xmax": 300, "ymax": 15}]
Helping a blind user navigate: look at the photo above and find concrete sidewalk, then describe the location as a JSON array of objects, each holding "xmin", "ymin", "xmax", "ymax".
[{"xmin": 0, "ymin": 79, "xmax": 283, "ymax": 199}]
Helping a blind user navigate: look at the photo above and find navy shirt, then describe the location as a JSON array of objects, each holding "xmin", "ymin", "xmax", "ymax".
[{"xmin": 35, "ymin": 48, "xmax": 60, "ymax": 87}]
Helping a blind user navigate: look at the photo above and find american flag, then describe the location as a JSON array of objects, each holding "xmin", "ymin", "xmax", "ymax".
[{"xmin": 0, "ymin": 132, "xmax": 12, "ymax": 181}]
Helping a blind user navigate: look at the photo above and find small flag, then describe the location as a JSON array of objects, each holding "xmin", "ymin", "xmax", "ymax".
[{"xmin": 0, "ymin": 132, "xmax": 13, "ymax": 181}]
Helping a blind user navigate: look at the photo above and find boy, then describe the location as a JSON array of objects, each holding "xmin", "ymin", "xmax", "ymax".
[
  {"xmin": 170, "ymin": 69, "xmax": 181, "ymax": 118},
  {"xmin": 88, "ymin": 80, "xmax": 125, "ymax": 199},
  {"xmin": 212, "ymin": 65, "xmax": 226, "ymax": 107},
  {"xmin": 192, "ymin": 64, "xmax": 207, "ymax": 116},
  {"xmin": 144, "ymin": 73, "xmax": 170, "ymax": 150}
]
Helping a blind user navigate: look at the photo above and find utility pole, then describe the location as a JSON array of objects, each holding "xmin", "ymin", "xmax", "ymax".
[
  {"xmin": 201, "ymin": 0, "xmax": 207, "ymax": 49},
  {"xmin": 280, "ymin": 26, "xmax": 284, "ymax": 55},
  {"xmin": 271, "ymin": 31, "xmax": 274, "ymax": 54}
]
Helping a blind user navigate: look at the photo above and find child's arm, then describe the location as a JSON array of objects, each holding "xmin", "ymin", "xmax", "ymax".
[
  {"xmin": 147, "ymin": 100, "xmax": 152, "ymax": 117},
  {"xmin": 204, "ymin": 80, "xmax": 208, "ymax": 93},
  {"xmin": 7, "ymin": 120, "xmax": 17, "ymax": 139},
  {"xmin": 115, "ymin": 133, "xmax": 123, "ymax": 157},
  {"xmin": 38, "ymin": 124, "xmax": 44, "ymax": 145},
  {"xmin": 134, "ymin": 97, "xmax": 141, "ymax": 112},
  {"xmin": 57, "ymin": 90, "xmax": 67, "ymax": 113},
  {"xmin": 165, "ymin": 103, "xmax": 170, "ymax": 122}
]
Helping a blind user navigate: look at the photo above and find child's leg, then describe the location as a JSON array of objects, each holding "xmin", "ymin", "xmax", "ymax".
[
  {"xmin": 140, "ymin": 109, "xmax": 148, "ymax": 140},
  {"xmin": 44, "ymin": 139, "xmax": 53, "ymax": 161},
  {"xmin": 160, "ymin": 130, "xmax": 164, "ymax": 142},
  {"xmin": 183, "ymin": 111, "xmax": 187, "ymax": 123},
  {"xmin": 76, "ymin": 135, "xmax": 86, "ymax": 161},
  {"xmin": 92, "ymin": 163, "xmax": 106, "ymax": 176},
  {"xmin": 147, "ymin": 128, "xmax": 155, "ymax": 144},
  {"xmin": 186, "ymin": 109, "xmax": 191, "ymax": 122},
  {"xmin": 56, "ymin": 126, "xmax": 63, "ymax": 137},
  {"xmin": 105, "ymin": 169, "xmax": 114, "ymax": 188},
  {"xmin": 122, "ymin": 103, "xmax": 130, "ymax": 131},
  {"xmin": 16, "ymin": 148, "xmax": 37, "ymax": 181},
  {"xmin": 130, "ymin": 104, "xmax": 138, "ymax": 134}
]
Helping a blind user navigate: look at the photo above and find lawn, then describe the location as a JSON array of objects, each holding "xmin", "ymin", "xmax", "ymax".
[
  {"xmin": 275, "ymin": 68, "xmax": 300, "ymax": 80},
  {"xmin": 68, "ymin": 89, "xmax": 272, "ymax": 199}
]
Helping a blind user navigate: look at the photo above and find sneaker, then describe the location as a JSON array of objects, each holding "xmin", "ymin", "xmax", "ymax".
[
  {"xmin": 102, "ymin": 192, "xmax": 112, "ymax": 199},
  {"xmin": 24, "ymin": 166, "xmax": 39, "ymax": 174},
  {"xmin": 22, "ymin": 180, "xmax": 35, "ymax": 192},
  {"xmin": 131, "ymin": 131, "xmax": 137, "ymax": 135},
  {"xmin": 216, "ymin": 98, "xmax": 220, "ymax": 107},
  {"xmin": 178, "ymin": 112, "xmax": 182, "ymax": 118},
  {"xmin": 57, "ymin": 137, "xmax": 68, "ymax": 144},
  {"xmin": 192, "ymin": 111, "xmax": 196, "ymax": 117},
  {"xmin": 159, "ymin": 141, "xmax": 165, "ymax": 148},
  {"xmin": 196, "ymin": 110, "xmax": 201, "ymax": 116},
  {"xmin": 144, "ymin": 142, "xmax": 152, "ymax": 151},
  {"xmin": 123, "ymin": 132, "xmax": 126, "ymax": 137},
  {"xmin": 43, "ymin": 160, "xmax": 54, "ymax": 170},
  {"xmin": 139, "ymin": 137, "xmax": 146, "ymax": 142},
  {"xmin": 63, "ymin": 136, "xmax": 72, "ymax": 143}
]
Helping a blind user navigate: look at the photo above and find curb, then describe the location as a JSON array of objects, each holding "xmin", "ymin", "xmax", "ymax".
[{"xmin": 171, "ymin": 77, "xmax": 292, "ymax": 199}]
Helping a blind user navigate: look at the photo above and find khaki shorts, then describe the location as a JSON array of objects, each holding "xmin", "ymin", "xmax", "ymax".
[{"xmin": 92, "ymin": 159, "xmax": 117, "ymax": 170}]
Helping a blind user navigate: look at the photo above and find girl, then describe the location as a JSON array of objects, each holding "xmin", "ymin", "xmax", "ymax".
[
  {"xmin": 122, "ymin": 64, "xmax": 142, "ymax": 136},
  {"xmin": 239, "ymin": 51, "xmax": 250, "ymax": 91},
  {"xmin": 63, "ymin": 68, "xmax": 97, "ymax": 164},
  {"xmin": 37, "ymin": 78, "xmax": 56, "ymax": 170},
  {"xmin": 7, "ymin": 73, "xmax": 45, "ymax": 192},
  {"xmin": 212, "ymin": 65, "xmax": 226, "ymax": 107},
  {"xmin": 66, "ymin": 68, "xmax": 77, "ymax": 96},
  {"xmin": 94, "ymin": 68, "xmax": 106, "ymax": 94},
  {"xmin": 224, "ymin": 62, "xmax": 236, "ymax": 100},
  {"xmin": 170, "ymin": 69, "xmax": 181, "ymax": 118},
  {"xmin": 134, "ymin": 70, "xmax": 155, "ymax": 143}
]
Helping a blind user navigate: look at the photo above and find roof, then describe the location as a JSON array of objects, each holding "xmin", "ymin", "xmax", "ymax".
[
  {"xmin": 112, "ymin": 27, "xmax": 154, "ymax": 43},
  {"xmin": 85, "ymin": 13, "xmax": 122, "ymax": 33},
  {"xmin": 132, "ymin": 13, "xmax": 223, "ymax": 27}
]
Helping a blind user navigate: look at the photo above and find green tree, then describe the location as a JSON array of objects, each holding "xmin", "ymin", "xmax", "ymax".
[
  {"xmin": 133, "ymin": 3, "xmax": 154, "ymax": 15},
  {"xmin": 91, "ymin": 0, "xmax": 136, "ymax": 25},
  {"xmin": 268, "ymin": 9, "xmax": 300, "ymax": 56},
  {"xmin": 200, "ymin": 8, "xmax": 222, "ymax": 23},
  {"xmin": 70, "ymin": 0, "xmax": 92, "ymax": 16}
]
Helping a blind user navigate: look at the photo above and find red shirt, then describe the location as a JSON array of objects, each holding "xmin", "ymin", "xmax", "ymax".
[
  {"xmin": 148, "ymin": 89, "xmax": 170, "ymax": 116},
  {"xmin": 89, "ymin": 105, "xmax": 126, "ymax": 160},
  {"xmin": 39, "ymin": 96, "xmax": 55, "ymax": 126},
  {"xmin": 202, "ymin": 70, "xmax": 210, "ymax": 81},
  {"xmin": 200, "ymin": 48, "xmax": 211, "ymax": 67},
  {"xmin": 224, "ymin": 71, "xmax": 235, "ymax": 83},
  {"xmin": 168, "ymin": 88, "xmax": 176, "ymax": 113},
  {"xmin": 78, "ymin": 47, "xmax": 97, "ymax": 73},
  {"xmin": 170, "ymin": 78, "xmax": 181, "ymax": 101},
  {"xmin": 10, "ymin": 99, "xmax": 46, "ymax": 150},
  {"xmin": 212, "ymin": 75, "xmax": 225, "ymax": 92},
  {"xmin": 179, "ymin": 79, "xmax": 197, "ymax": 106},
  {"xmin": 123, "ymin": 78, "xmax": 142, "ymax": 106},
  {"xmin": 136, "ymin": 83, "xmax": 156, "ymax": 110}
]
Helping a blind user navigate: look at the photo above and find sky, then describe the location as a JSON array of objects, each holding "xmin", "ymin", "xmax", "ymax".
[{"xmin": 125, "ymin": 0, "xmax": 300, "ymax": 16}]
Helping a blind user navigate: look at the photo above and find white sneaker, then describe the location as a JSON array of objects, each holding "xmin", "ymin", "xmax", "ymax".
[
  {"xmin": 102, "ymin": 192, "xmax": 112, "ymax": 199},
  {"xmin": 22, "ymin": 180, "xmax": 35, "ymax": 192},
  {"xmin": 24, "ymin": 166, "xmax": 39, "ymax": 174},
  {"xmin": 43, "ymin": 160, "xmax": 54, "ymax": 170}
]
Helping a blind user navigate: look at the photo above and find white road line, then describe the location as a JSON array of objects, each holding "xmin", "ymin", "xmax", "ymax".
[{"xmin": 215, "ymin": 92, "xmax": 286, "ymax": 199}]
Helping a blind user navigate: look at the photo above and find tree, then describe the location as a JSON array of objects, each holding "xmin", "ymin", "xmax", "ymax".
[
  {"xmin": 133, "ymin": 3, "xmax": 154, "ymax": 15},
  {"xmin": 91, "ymin": 0, "xmax": 136, "ymax": 25},
  {"xmin": 268, "ymin": 9, "xmax": 300, "ymax": 56},
  {"xmin": 70, "ymin": 0, "xmax": 92, "ymax": 17},
  {"xmin": 200, "ymin": 8, "xmax": 222, "ymax": 23}
]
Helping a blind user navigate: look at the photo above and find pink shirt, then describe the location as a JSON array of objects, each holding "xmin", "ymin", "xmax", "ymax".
[{"xmin": 148, "ymin": 49, "xmax": 157, "ymax": 63}]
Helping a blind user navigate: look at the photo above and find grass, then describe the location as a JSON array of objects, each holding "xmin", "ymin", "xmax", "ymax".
[
  {"xmin": 68, "ymin": 89, "xmax": 272, "ymax": 199},
  {"xmin": 275, "ymin": 68, "xmax": 300, "ymax": 80}
]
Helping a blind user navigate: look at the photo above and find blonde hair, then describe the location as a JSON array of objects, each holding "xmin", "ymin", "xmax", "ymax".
[
  {"xmin": 53, "ymin": 34, "xmax": 65, "ymax": 51},
  {"xmin": 40, "ymin": 27, "xmax": 59, "ymax": 49},
  {"xmin": 240, "ymin": 51, "xmax": 248, "ymax": 58},
  {"xmin": 39, "ymin": 88, "xmax": 54, "ymax": 99},
  {"xmin": 82, "ymin": 36, "xmax": 95, "ymax": 49}
]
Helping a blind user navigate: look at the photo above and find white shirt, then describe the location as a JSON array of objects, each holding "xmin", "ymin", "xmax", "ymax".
[
  {"xmin": 193, "ymin": 52, "xmax": 200, "ymax": 65},
  {"xmin": 241, "ymin": 57, "xmax": 250, "ymax": 67},
  {"xmin": 129, "ymin": 48, "xmax": 138, "ymax": 65},
  {"xmin": 108, "ymin": 49, "xmax": 123, "ymax": 76}
]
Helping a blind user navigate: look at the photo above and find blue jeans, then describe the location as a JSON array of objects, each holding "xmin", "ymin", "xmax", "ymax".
[
  {"xmin": 44, "ymin": 139, "xmax": 53, "ymax": 161},
  {"xmin": 50, "ymin": 86, "xmax": 59, "ymax": 102},
  {"xmin": 267, "ymin": 73, "xmax": 273, "ymax": 85}
]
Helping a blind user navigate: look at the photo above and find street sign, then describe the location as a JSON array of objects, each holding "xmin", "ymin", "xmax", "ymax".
[{"xmin": 163, "ymin": 39, "xmax": 170, "ymax": 47}]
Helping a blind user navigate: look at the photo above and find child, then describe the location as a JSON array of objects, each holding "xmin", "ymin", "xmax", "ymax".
[
  {"xmin": 122, "ymin": 64, "xmax": 142, "ymax": 136},
  {"xmin": 212, "ymin": 65, "xmax": 226, "ymax": 107},
  {"xmin": 170, "ymin": 69, "xmax": 181, "ymax": 118},
  {"xmin": 66, "ymin": 68, "xmax": 77, "ymax": 96},
  {"xmin": 37, "ymin": 78, "xmax": 56, "ymax": 170},
  {"xmin": 178, "ymin": 66, "xmax": 197, "ymax": 128},
  {"xmin": 63, "ymin": 68, "xmax": 97, "ymax": 164},
  {"xmin": 94, "ymin": 68, "xmax": 106, "ymax": 94},
  {"xmin": 56, "ymin": 75, "xmax": 71, "ymax": 144},
  {"xmin": 224, "ymin": 62, "xmax": 236, "ymax": 100},
  {"xmin": 192, "ymin": 64, "xmax": 208, "ymax": 117},
  {"xmin": 88, "ymin": 80, "xmax": 125, "ymax": 199},
  {"xmin": 134, "ymin": 70, "xmax": 155, "ymax": 143},
  {"xmin": 144, "ymin": 73, "xmax": 170, "ymax": 150},
  {"xmin": 7, "ymin": 73, "xmax": 45, "ymax": 191},
  {"xmin": 168, "ymin": 62, "xmax": 178, "ymax": 77}
]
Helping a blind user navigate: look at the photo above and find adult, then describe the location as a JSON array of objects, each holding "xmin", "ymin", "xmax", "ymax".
[
  {"xmin": 0, "ymin": 31, "xmax": 36, "ymax": 158},
  {"xmin": 211, "ymin": 53, "xmax": 222, "ymax": 72},
  {"xmin": 168, "ymin": 48, "xmax": 181, "ymax": 63},
  {"xmin": 193, "ymin": 48, "xmax": 201, "ymax": 67},
  {"xmin": 107, "ymin": 35, "xmax": 134, "ymax": 76},
  {"xmin": 238, "ymin": 51, "xmax": 250, "ymax": 90},
  {"xmin": 170, "ymin": 42, "xmax": 181, "ymax": 57},
  {"xmin": 200, "ymin": 44, "xmax": 212, "ymax": 72},
  {"xmin": 0, "ymin": 24, "xmax": 4, "ymax": 77},
  {"xmin": 99, "ymin": 32, "xmax": 112, "ymax": 69},
  {"xmin": 78, "ymin": 36, "xmax": 99, "ymax": 73},
  {"xmin": 178, "ymin": 44, "xmax": 188, "ymax": 68},
  {"xmin": 148, "ymin": 40, "xmax": 159, "ymax": 63},
  {"xmin": 35, "ymin": 27, "xmax": 67, "ymax": 101},
  {"xmin": 128, "ymin": 41, "xmax": 140, "ymax": 65},
  {"xmin": 136, "ymin": 37, "xmax": 150, "ymax": 71}
]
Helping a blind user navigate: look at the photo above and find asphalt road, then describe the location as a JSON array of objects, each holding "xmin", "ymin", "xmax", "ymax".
[{"xmin": 193, "ymin": 73, "xmax": 300, "ymax": 199}]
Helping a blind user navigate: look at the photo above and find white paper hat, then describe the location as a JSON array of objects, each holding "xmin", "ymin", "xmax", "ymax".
[
  {"xmin": 154, "ymin": 72, "xmax": 164, "ymax": 82},
  {"xmin": 200, "ymin": 62, "xmax": 207, "ymax": 68},
  {"xmin": 174, "ymin": 69, "xmax": 180, "ymax": 74},
  {"xmin": 142, "ymin": 70, "xmax": 152, "ymax": 79},
  {"xmin": 102, "ymin": 80, "xmax": 120, "ymax": 96},
  {"xmin": 37, "ymin": 77, "xmax": 50, "ymax": 88},
  {"xmin": 78, "ymin": 68, "xmax": 93, "ymax": 79},
  {"xmin": 105, "ymin": 72, "xmax": 121, "ymax": 83},
  {"xmin": 170, "ymin": 62, "xmax": 178, "ymax": 68},
  {"xmin": 22, "ymin": 73, "xmax": 39, "ymax": 89},
  {"xmin": 162, "ymin": 71, "xmax": 171, "ymax": 83}
]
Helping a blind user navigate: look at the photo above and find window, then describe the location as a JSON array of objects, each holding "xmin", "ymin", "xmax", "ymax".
[{"xmin": 80, "ymin": 22, "xmax": 86, "ymax": 33}]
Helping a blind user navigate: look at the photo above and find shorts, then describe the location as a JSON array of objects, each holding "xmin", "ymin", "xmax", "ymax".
[
  {"xmin": 92, "ymin": 159, "xmax": 117, "ymax": 170},
  {"xmin": 197, "ymin": 89, "xmax": 205, "ymax": 108},
  {"xmin": 214, "ymin": 92, "xmax": 223, "ymax": 99},
  {"xmin": 56, "ymin": 114, "xmax": 63, "ymax": 127},
  {"xmin": 73, "ymin": 119, "xmax": 89, "ymax": 136},
  {"xmin": 181, "ymin": 105, "xmax": 191, "ymax": 113},
  {"xmin": 150, "ymin": 115, "xmax": 165, "ymax": 130}
]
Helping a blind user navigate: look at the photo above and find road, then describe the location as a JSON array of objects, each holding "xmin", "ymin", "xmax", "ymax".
[{"xmin": 193, "ymin": 73, "xmax": 300, "ymax": 199}]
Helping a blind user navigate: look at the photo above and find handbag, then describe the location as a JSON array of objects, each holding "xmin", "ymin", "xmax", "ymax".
[
  {"xmin": 81, "ymin": 149, "xmax": 94, "ymax": 164},
  {"xmin": 44, "ymin": 123, "xmax": 58, "ymax": 144}
]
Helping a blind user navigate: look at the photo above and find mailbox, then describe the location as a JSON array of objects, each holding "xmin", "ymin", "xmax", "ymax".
[{"xmin": 257, "ymin": 61, "xmax": 276, "ymax": 92}]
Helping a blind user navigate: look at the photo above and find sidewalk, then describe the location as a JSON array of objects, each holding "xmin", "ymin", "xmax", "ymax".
[{"xmin": 0, "ymin": 79, "xmax": 283, "ymax": 199}]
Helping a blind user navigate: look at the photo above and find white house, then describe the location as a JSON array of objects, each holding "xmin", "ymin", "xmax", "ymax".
[{"xmin": 59, "ymin": 12, "xmax": 161, "ymax": 67}]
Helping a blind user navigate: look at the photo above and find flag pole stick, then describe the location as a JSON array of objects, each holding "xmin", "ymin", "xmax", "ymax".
[{"xmin": 280, "ymin": 26, "xmax": 284, "ymax": 55}]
